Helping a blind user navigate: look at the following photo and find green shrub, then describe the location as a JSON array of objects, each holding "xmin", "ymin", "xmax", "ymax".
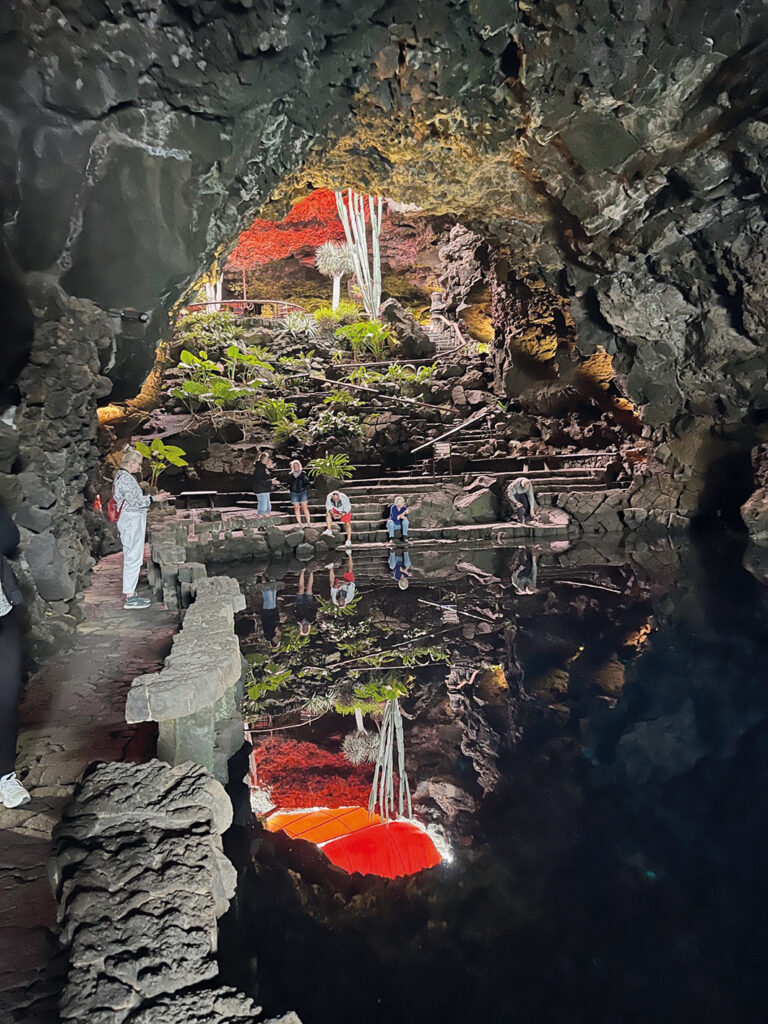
[
  {"xmin": 253, "ymin": 396, "xmax": 300, "ymax": 426},
  {"xmin": 311, "ymin": 409, "xmax": 363, "ymax": 439},
  {"xmin": 335, "ymin": 321, "xmax": 393, "ymax": 361},
  {"xmin": 134, "ymin": 439, "xmax": 188, "ymax": 487},
  {"xmin": 313, "ymin": 300, "xmax": 362, "ymax": 327},
  {"xmin": 177, "ymin": 310, "xmax": 244, "ymax": 350},
  {"xmin": 276, "ymin": 312, "xmax": 319, "ymax": 341},
  {"xmin": 323, "ymin": 388, "xmax": 361, "ymax": 407},
  {"xmin": 307, "ymin": 453, "xmax": 355, "ymax": 481}
]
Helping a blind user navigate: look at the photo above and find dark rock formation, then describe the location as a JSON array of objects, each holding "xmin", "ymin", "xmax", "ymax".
[
  {"xmin": 50, "ymin": 760, "xmax": 300, "ymax": 1024},
  {"xmin": 3, "ymin": 0, "xmax": 768, "ymax": 631}
]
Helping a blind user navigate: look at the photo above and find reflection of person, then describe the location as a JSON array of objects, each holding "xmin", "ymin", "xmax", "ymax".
[
  {"xmin": 388, "ymin": 549, "xmax": 412, "ymax": 590},
  {"xmin": 329, "ymin": 552, "xmax": 356, "ymax": 608},
  {"xmin": 0, "ymin": 507, "xmax": 30, "ymax": 809},
  {"xmin": 323, "ymin": 490, "xmax": 352, "ymax": 549},
  {"xmin": 511, "ymin": 546, "xmax": 539, "ymax": 594},
  {"xmin": 295, "ymin": 569, "xmax": 317, "ymax": 636},
  {"xmin": 252, "ymin": 451, "xmax": 275, "ymax": 517},
  {"xmin": 507, "ymin": 476, "xmax": 536, "ymax": 523},
  {"xmin": 113, "ymin": 448, "xmax": 170, "ymax": 609},
  {"xmin": 260, "ymin": 587, "xmax": 281, "ymax": 644},
  {"xmin": 288, "ymin": 459, "xmax": 311, "ymax": 526},
  {"xmin": 387, "ymin": 495, "xmax": 409, "ymax": 543}
]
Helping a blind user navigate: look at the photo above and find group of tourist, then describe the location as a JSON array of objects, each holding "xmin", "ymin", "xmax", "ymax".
[{"xmin": 108, "ymin": 446, "xmax": 541, "ymax": 612}]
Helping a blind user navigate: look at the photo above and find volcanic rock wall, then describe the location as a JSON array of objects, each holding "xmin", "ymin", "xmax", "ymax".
[{"xmin": 2, "ymin": 0, "xmax": 768, "ymax": 634}]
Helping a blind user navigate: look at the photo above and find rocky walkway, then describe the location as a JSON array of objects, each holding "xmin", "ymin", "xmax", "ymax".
[{"xmin": 0, "ymin": 552, "xmax": 178, "ymax": 1024}]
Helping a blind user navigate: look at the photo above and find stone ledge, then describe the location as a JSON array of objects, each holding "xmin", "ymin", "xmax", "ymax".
[{"xmin": 126, "ymin": 576, "xmax": 245, "ymax": 724}]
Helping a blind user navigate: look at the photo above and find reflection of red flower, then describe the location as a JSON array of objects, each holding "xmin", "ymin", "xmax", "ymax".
[
  {"xmin": 249, "ymin": 737, "xmax": 374, "ymax": 808},
  {"xmin": 228, "ymin": 190, "xmax": 348, "ymax": 269}
]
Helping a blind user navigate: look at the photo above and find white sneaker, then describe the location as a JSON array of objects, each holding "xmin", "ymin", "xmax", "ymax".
[
  {"xmin": 0, "ymin": 772, "xmax": 31, "ymax": 808},
  {"xmin": 322, "ymin": 528, "xmax": 333, "ymax": 536},
  {"xmin": 344, "ymin": 540, "xmax": 352, "ymax": 549}
]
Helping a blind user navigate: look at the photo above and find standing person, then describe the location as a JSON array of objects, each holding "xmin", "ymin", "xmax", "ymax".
[
  {"xmin": 329, "ymin": 551, "xmax": 356, "ymax": 608},
  {"xmin": 387, "ymin": 495, "xmax": 409, "ymax": 544},
  {"xmin": 323, "ymin": 490, "xmax": 353, "ymax": 549},
  {"xmin": 113, "ymin": 448, "xmax": 170, "ymax": 609},
  {"xmin": 388, "ymin": 548, "xmax": 412, "ymax": 590},
  {"xmin": 507, "ymin": 476, "xmax": 536, "ymax": 523},
  {"xmin": 0, "ymin": 506, "xmax": 30, "ymax": 808},
  {"xmin": 252, "ymin": 451, "xmax": 274, "ymax": 517},
  {"xmin": 288, "ymin": 459, "xmax": 311, "ymax": 526},
  {"xmin": 294, "ymin": 568, "xmax": 317, "ymax": 636}
]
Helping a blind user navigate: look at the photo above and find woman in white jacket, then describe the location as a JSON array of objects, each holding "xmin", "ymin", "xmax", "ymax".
[{"xmin": 112, "ymin": 448, "xmax": 170, "ymax": 608}]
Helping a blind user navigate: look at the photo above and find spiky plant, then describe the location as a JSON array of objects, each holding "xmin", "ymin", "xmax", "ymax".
[
  {"xmin": 315, "ymin": 241, "xmax": 355, "ymax": 311},
  {"xmin": 342, "ymin": 729, "xmax": 379, "ymax": 765}
]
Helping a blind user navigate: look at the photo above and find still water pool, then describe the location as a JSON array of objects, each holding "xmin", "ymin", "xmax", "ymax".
[{"xmin": 213, "ymin": 535, "xmax": 768, "ymax": 1024}]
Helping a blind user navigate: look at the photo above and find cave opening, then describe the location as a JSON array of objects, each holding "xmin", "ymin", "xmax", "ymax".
[{"xmin": 3, "ymin": 4, "xmax": 768, "ymax": 1024}]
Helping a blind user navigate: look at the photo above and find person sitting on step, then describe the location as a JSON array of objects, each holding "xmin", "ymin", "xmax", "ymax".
[
  {"xmin": 329, "ymin": 551, "xmax": 356, "ymax": 608},
  {"xmin": 389, "ymin": 548, "xmax": 412, "ymax": 590},
  {"xmin": 388, "ymin": 495, "xmax": 409, "ymax": 544},
  {"xmin": 323, "ymin": 489, "xmax": 353, "ymax": 549},
  {"xmin": 507, "ymin": 476, "xmax": 536, "ymax": 524},
  {"xmin": 294, "ymin": 568, "xmax": 317, "ymax": 636},
  {"xmin": 288, "ymin": 459, "xmax": 311, "ymax": 526},
  {"xmin": 252, "ymin": 451, "xmax": 275, "ymax": 517}
]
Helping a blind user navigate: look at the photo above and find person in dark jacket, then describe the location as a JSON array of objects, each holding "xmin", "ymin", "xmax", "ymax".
[
  {"xmin": 288, "ymin": 459, "xmax": 311, "ymax": 526},
  {"xmin": 0, "ymin": 507, "xmax": 30, "ymax": 808},
  {"xmin": 252, "ymin": 451, "xmax": 275, "ymax": 517}
]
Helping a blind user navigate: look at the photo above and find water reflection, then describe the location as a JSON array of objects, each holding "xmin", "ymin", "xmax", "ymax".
[{"xmin": 216, "ymin": 537, "xmax": 768, "ymax": 1024}]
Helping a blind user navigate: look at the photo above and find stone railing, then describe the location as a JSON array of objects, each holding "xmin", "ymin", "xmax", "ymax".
[
  {"xmin": 50, "ymin": 760, "xmax": 300, "ymax": 1024},
  {"xmin": 125, "ymin": 574, "xmax": 246, "ymax": 780},
  {"xmin": 147, "ymin": 518, "xmax": 344, "ymax": 609}
]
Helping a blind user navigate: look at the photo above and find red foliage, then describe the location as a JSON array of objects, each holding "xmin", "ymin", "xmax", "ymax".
[
  {"xmin": 249, "ymin": 736, "xmax": 375, "ymax": 809},
  {"xmin": 228, "ymin": 189, "xmax": 348, "ymax": 269}
]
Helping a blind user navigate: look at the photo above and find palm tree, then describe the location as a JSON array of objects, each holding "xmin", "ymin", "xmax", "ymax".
[{"xmin": 315, "ymin": 241, "xmax": 354, "ymax": 311}]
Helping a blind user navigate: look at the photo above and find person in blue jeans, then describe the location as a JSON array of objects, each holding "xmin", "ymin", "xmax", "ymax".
[
  {"xmin": 252, "ymin": 451, "xmax": 274, "ymax": 516},
  {"xmin": 388, "ymin": 495, "xmax": 409, "ymax": 543},
  {"xmin": 288, "ymin": 459, "xmax": 311, "ymax": 525},
  {"xmin": 388, "ymin": 549, "xmax": 412, "ymax": 590}
]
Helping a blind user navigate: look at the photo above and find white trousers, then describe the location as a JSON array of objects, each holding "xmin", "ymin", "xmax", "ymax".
[{"xmin": 117, "ymin": 511, "xmax": 147, "ymax": 594}]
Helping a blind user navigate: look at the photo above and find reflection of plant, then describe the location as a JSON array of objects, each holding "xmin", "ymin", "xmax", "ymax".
[
  {"xmin": 314, "ymin": 300, "xmax": 361, "ymax": 327},
  {"xmin": 307, "ymin": 453, "xmax": 355, "ymax": 481},
  {"xmin": 317, "ymin": 592, "xmax": 362, "ymax": 617},
  {"xmin": 343, "ymin": 727, "xmax": 379, "ymax": 765},
  {"xmin": 245, "ymin": 657, "xmax": 292, "ymax": 701},
  {"xmin": 276, "ymin": 312, "xmax": 319, "ymax": 341},
  {"xmin": 369, "ymin": 698, "xmax": 412, "ymax": 821},
  {"xmin": 135, "ymin": 439, "xmax": 188, "ymax": 487},
  {"xmin": 311, "ymin": 409, "xmax": 363, "ymax": 439},
  {"xmin": 335, "ymin": 321, "xmax": 393, "ymax": 361},
  {"xmin": 323, "ymin": 388, "xmax": 361, "ymax": 408},
  {"xmin": 302, "ymin": 694, "xmax": 334, "ymax": 718}
]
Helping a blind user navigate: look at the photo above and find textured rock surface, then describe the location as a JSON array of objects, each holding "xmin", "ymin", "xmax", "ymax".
[
  {"xmin": 3, "ymin": 0, "xmax": 768, "ymax": 628},
  {"xmin": 49, "ymin": 760, "xmax": 283, "ymax": 1024}
]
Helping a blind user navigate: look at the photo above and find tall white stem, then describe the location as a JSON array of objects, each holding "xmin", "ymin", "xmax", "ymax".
[
  {"xmin": 332, "ymin": 274, "xmax": 341, "ymax": 311},
  {"xmin": 335, "ymin": 189, "xmax": 383, "ymax": 319}
]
